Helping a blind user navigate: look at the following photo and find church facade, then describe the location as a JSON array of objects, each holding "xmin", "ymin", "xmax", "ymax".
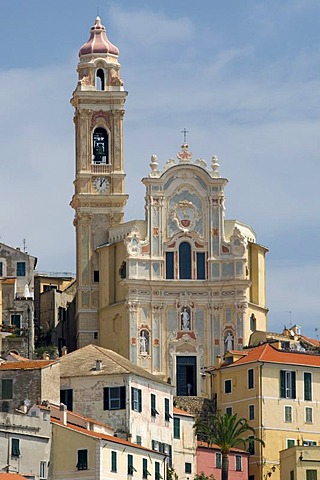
[{"xmin": 71, "ymin": 18, "xmax": 268, "ymax": 396}]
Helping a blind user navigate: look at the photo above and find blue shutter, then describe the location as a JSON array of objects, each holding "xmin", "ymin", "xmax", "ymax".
[
  {"xmin": 166, "ymin": 252, "xmax": 174, "ymax": 279},
  {"xmin": 179, "ymin": 242, "xmax": 192, "ymax": 279}
]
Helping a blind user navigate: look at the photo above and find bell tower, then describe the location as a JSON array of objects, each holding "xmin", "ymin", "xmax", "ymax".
[{"xmin": 71, "ymin": 17, "xmax": 128, "ymax": 348}]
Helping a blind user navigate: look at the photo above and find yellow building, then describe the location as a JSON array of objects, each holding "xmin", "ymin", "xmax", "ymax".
[
  {"xmin": 280, "ymin": 445, "xmax": 320, "ymax": 480},
  {"xmin": 71, "ymin": 17, "xmax": 268, "ymax": 397},
  {"xmin": 51, "ymin": 404, "xmax": 167, "ymax": 480},
  {"xmin": 211, "ymin": 343, "xmax": 320, "ymax": 480}
]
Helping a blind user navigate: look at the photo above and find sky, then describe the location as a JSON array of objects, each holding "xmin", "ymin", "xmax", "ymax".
[{"xmin": 0, "ymin": 0, "xmax": 319, "ymax": 338}]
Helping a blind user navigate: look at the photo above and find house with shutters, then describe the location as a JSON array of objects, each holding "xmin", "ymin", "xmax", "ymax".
[
  {"xmin": 49, "ymin": 403, "xmax": 167, "ymax": 480},
  {"xmin": 59, "ymin": 344, "xmax": 177, "ymax": 463},
  {"xmin": 209, "ymin": 342, "xmax": 320, "ymax": 480}
]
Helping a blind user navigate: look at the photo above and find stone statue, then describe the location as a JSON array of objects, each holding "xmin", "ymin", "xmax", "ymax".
[
  {"xmin": 181, "ymin": 308, "xmax": 190, "ymax": 330},
  {"xmin": 139, "ymin": 330, "xmax": 149, "ymax": 354},
  {"xmin": 225, "ymin": 332, "xmax": 234, "ymax": 352}
]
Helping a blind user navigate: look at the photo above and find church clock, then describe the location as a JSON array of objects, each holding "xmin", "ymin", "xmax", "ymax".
[{"xmin": 70, "ymin": 17, "xmax": 128, "ymax": 348}]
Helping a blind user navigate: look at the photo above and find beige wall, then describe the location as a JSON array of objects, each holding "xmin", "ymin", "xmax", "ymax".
[
  {"xmin": 214, "ymin": 361, "xmax": 320, "ymax": 480},
  {"xmin": 280, "ymin": 446, "xmax": 320, "ymax": 480},
  {"xmin": 172, "ymin": 412, "xmax": 197, "ymax": 479}
]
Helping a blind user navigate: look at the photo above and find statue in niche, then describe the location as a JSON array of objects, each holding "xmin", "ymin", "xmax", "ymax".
[
  {"xmin": 224, "ymin": 332, "xmax": 234, "ymax": 352},
  {"xmin": 181, "ymin": 307, "xmax": 191, "ymax": 330},
  {"xmin": 139, "ymin": 330, "xmax": 149, "ymax": 355}
]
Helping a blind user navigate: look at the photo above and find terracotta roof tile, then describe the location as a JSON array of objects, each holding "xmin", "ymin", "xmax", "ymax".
[
  {"xmin": 197, "ymin": 440, "xmax": 248, "ymax": 454},
  {"xmin": 0, "ymin": 360, "xmax": 57, "ymax": 370},
  {"xmin": 0, "ymin": 475, "xmax": 29, "ymax": 479},
  {"xmin": 173, "ymin": 407, "xmax": 194, "ymax": 417},
  {"xmin": 226, "ymin": 343, "xmax": 320, "ymax": 368},
  {"xmin": 51, "ymin": 417, "xmax": 165, "ymax": 454}
]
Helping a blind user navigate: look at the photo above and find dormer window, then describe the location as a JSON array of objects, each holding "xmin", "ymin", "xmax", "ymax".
[
  {"xmin": 93, "ymin": 128, "xmax": 108, "ymax": 164},
  {"xmin": 96, "ymin": 69, "xmax": 105, "ymax": 90}
]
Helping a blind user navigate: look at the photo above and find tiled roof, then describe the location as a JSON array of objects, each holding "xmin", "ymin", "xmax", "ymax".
[
  {"xmin": 173, "ymin": 407, "xmax": 194, "ymax": 417},
  {"xmin": 0, "ymin": 474, "xmax": 29, "ymax": 479},
  {"xmin": 52, "ymin": 417, "xmax": 165, "ymax": 454},
  {"xmin": 197, "ymin": 440, "xmax": 248, "ymax": 454},
  {"xmin": 59, "ymin": 344, "xmax": 169, "ymax": 385},
  {"xmin": 227, "ymin": 343, "xmax": 320, "ymax": 368},
  {"xmin": 0, "ymin": 360, "xmax": 57, "ymax": 370},
  {"xmin": 300, "ymin": 334, "xmax": 320, "ymax": 347},
  {"xmin": 49, "ymin": 404, "xmax": 114, "ymax": 431}
]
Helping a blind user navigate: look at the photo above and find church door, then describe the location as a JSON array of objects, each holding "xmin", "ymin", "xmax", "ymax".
[{"xmin": 176, "ymin": 356, "xmax": 197, "ymax": 396}]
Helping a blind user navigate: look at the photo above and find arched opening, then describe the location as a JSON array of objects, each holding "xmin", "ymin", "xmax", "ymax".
[
  {"xmin": 96, "ymin": 69, "xmax": 105, "ymax": 91},
  {"xmin": 179, "ymin": 242, "xmax": 191, "ymax": 279},
  {"xmin": 93, "ymin": 128, "xmax": 108, "ymax": 164}
]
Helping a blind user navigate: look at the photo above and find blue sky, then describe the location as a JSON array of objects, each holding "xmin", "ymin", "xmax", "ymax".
[{"xmin": 0, "ymin": 1, "xmax": 319, "ymax": 338}]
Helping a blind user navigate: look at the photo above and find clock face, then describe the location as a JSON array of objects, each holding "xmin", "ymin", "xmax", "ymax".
[{"xmin": 93, "ymin": 177, "xmax": 109, "ymax": 193}]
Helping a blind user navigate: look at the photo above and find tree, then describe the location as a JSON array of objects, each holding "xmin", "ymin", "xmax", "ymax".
[{"xmin": 194, "ymin": 412, "xmax": 264, "ymax": 480}]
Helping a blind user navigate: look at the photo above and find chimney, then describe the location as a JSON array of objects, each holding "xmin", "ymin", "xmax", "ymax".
[
  {"xmin": 215, "ymin": 355, "xmax": 222, "ymax": 368},
  {"xmin": 60, "ymin": 403, "xmax": 67, "ymax": 426},
  {"xmin": 96, "ymin": 359, "xmax": 102, "ymax": 371}
]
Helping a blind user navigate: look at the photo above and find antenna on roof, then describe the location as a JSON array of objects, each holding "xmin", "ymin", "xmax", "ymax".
[
  {"xmin": 181, "ymin": 127, "xmax": 189, "ymax": 144},
  {"xmin": 23, "ymin": 238, "xmax": 27, "ymax": 253}
]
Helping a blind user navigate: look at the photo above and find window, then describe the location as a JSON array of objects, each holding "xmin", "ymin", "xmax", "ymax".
[
  {"xmin": 151, "ymin": 393, "xmax": 159, "ymax": 417},
  {"xmin": 196, "ymin": 252, "xmax": 206, "ymax": 279},
  {"xmin": 305, "ymin": 407, "xmax": 313, "ymax": 423},
  {"xmin": 143, "ymin": 458, "xmax": 151, "ymax": 478},
  {"xmin": 216, "ymin": 453, "xmax": 222, "ymax": 468},
  {"xmin": 290, "ymin": 471, "xmax": 294, "ymax": 480},
  {"xmin": 11, "ymin": 314, "xmax": 21, "ymax": 334},
  {"xmin": 104, "ymin": 386, "xmax": 126, "ymax": 410},
  {"xmin": 287, "ymin": 439, "xmax": 295, "ymax": 448},
  {"xmin": 306, "ymin": 471, "xmax": 317, "ymax": 480},
  {"xmin": 2, "ymin": 379, "xmax": 13, "ymax": 399},
  {"xmin": 93, "ymin": 270, "xmax": 99, "ymax": 282},
  {"xmin": 16, "ymin": 262, "xmax": 26, "ymax": 276},
  {"xmin": 173, "ymin": 417, "xmax": 180, "ymax": 439},
  {"xmin": 304, "ymin": 441, "xmax": 317, "ymax": 446},
  {"xmin": 127, "ymin": 454, "xmax": 136, "ymax": 476},
  {"xmin": 131, "ymin": 387, "xmax": 142, "ymax": 412},
  {"xmin": 77, "ymin": 449, "xmax": 88, "ymax": 470},
  {"xmin": 280, "ymin": 370, "xmax": 296, "ymax": 399},
  {"xmin": 165, "ymin": 252, "xmax": 174, "ymax": 279},
  {"xmin": 60, "ymin": 389, "xmax": 73, "ymax": 411},
  {"xmin": 136, "ymin": 436, "xmax": 142, "ymax": 446},
  {"xmin": 93, "ymin": 127, "xmax": 108, "ymax": 164},
  {"xmin": 111, "ymin": 451, "xmax": 117, "ymax": 472},
  {"xmin": 155, "ymin": 461, "xmax": 162, "ymax": 480},
  {"xmin": 11, "ymin": 438, "xmax": 20, "ymax": 457},
  {"xmin": 96, "ymin": 69, "xmax": 105, "ymax": 90},
  {"xmin": 0, "ymin": 262, "xmax": 3, "ymax": 276},
  {"xmin": 248, "ymin": 436, "xmax": 255, "ymax": 455},
  {"xmin": 179, "ymin": 242, "xmax": 192, "ymax": 279},
  {"xmin": 224, "ymin": 379, "xmax": 232, "ymax": 394},
  {"xmin": 304, "ymin": 372, "xmax": 312, "ymax": 401},
  {"xmin": 236, "ymin": 455, "xmax": 242, "ymax": 471},
  {"xmin": 250, "ymin": 314, "xmax": 256, "ymax": 331},
  {"xmin": 185, "ymin": 463, "xmax": 192, "ymax": 474},
  {"xmin": 285, "ymin": 406, "xmax": 293, "ymax": 422},
  {"xmin": 248, "ymin": 369, "xmax": 254, "ymax": 389},
  {"xmin": 40, "ymin": 461, "xmax": 47, "ymax": 480},
  {"xmin": 249, "ymin": 404, "xmax": 255, "ymax": 420},
  {"xmin": 165, "ymin": 398, "xmax": 172, "ymax": 421},
  {"xmin": 226, "ymin": 407, "xmax": 232, "ymax": 416}
]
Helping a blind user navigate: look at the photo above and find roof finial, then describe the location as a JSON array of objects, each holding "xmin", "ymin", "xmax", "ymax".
[{"xmin": 181, "ymin": 127, "xmax": 189, "ymax": 144}]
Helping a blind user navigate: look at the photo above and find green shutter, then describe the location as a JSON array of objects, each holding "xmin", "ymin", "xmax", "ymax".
[
  {"xmin": 2, "ymin": 379, "xmax": 13, "ymax": 399},
  {"xmin": 173, "ymin": 417, "xmax": 180, "ymax": 439},
  {"xmin": 138, "ymin": 389, "xmax": 142, "ymax": 412},
  {"xmin": 304, "ymin": 372, "xmax": 312, "ymax": 401},
  {"xmin": 11, "ymin": 438, "xmax": 20, "ymax": 457},
  {"xmin": 280, "ymin": 370, "xmax": 285, "ymax": 398},
  {"xmin": 291, "ymin": 371, "xmax": 296, "ymax": 399},
  {"xmin": 111, "ymin": 451, "xmax": 117, "ymax": 472}
]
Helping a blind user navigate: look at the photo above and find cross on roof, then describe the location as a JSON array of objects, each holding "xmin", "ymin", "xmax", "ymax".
[{"xmin": 181, "ymin": 128, "xmax": 189, "ymax": 144}]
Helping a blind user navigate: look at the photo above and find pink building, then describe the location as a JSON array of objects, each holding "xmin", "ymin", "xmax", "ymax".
[{"xmin": 197, "ymin": 441, "xmax": 249, "ymax": 480}]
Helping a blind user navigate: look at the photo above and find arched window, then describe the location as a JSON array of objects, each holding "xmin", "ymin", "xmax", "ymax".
[
  {"xmin": 93, "ymin": 128, "xmax": 108, "ymax": 164},
  {"xmin": 96, "ymin": 69, "xmax": 105, "ymax": 91},
  {"xmin": 179, "ymin": 242, "xmax": 191, "ymax": 279}
]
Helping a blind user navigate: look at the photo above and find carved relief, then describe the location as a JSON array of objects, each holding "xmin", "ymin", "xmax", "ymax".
[
  {"xmin": 91, "ymin": 110, "xmax": 111, "ymax": 128},
  {"xmin": 170, "ymin": 199, "xmax": 200, "ymax": 233}
]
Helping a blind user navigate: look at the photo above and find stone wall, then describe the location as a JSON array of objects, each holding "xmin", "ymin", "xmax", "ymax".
[{"xmin": 173, "ymin": 396, "xmax": 216, "ymax": 420}]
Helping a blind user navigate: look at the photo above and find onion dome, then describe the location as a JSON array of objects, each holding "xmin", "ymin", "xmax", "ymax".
[{"xmin": 79, "ymin": 16, "xmax": 119, "ymax": 57}]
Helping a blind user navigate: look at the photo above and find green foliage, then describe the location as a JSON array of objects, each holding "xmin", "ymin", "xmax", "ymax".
[
  {"xmin": 34, "ymin": 345, "xmax": 58, "ymax": 359},
  {"xmin": 167, "ymin": 467, "xmax": 179, "ymax": 480},
  {"xmin": 194, "ymin": 473, "xmax": 216, "ymax": 480},
  {"xmin": 194, "ymin": 411, "xmax": 264, "ymax": 453}
]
